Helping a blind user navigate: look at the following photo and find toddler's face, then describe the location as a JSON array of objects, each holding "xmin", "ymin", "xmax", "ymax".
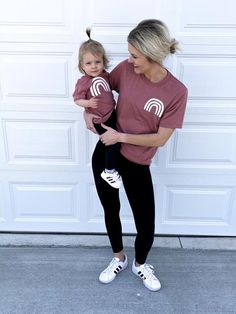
[{"xmin": 82, "ymin": 52, "xmax": 104, "ymax": 77}]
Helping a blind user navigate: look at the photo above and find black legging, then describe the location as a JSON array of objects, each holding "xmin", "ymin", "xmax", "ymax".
[
  {"xmin": 93, "ymin": 110, "xmax": 120, "ymax": 170},
  {"xmin": 92, "ymin": 140, "xmax": 155, "ymax": 264}
]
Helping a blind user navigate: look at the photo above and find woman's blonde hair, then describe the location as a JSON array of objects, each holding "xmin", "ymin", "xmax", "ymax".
[
  {"xmin": 128, "ymin": 19, "xmax": 180, "ymax": 64},
  {"xmin": 78, "ymin": 28, "xmax": 109, "ymax": 73}
]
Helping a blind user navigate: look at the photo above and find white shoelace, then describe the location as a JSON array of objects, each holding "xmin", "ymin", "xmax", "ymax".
[
  {"xmin": 103, "ymin": 258, "xmax": 122, "ymax": 274},
  {"xmin": 138, "ymin": 264, "xmax": 158, "ymax": 281}
]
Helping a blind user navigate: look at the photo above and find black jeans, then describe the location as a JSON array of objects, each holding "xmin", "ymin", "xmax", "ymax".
[
  {"xmin": 94, "ymin": 110, "xmax": 120, "ymax": 170},
  {"xmin": 92, "ymin": 140, "xmax": 155, "ymax": 264}
]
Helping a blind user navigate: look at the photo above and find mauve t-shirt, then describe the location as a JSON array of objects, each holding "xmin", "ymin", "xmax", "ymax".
[
  {"xmin": 73, "ymin": 71, "xmax": 115, "ymax": 124},
  {"xmin": 109, "ymin": 60, "xmax": 188, "ymax": 165}
]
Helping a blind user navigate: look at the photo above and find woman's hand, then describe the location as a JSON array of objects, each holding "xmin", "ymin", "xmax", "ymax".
[
  {"xmin": 100, "ymin": 124, "xmax": 121, "ymax": 145},
  {"xmin": 83, "ymin": 111, "xmax": 99, "ymax": 134},
  {"xmin": 100, "ymin": 125, "xmax": 174, "ymax": 147}
]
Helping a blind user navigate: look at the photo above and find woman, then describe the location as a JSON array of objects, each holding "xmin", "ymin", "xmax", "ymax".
[{"xmin": 84, "ymin": 19, "xmax": 188, "ymax": 292}]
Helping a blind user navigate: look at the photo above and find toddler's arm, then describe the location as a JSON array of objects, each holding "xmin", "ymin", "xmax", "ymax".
[{"xmin": 75, "ymin": 97, "xmax": 98, "ymax": 108}]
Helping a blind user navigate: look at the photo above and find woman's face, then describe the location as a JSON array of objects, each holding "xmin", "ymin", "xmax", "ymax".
[{"xmin": 128, "ymin": 43, "xmax": 152, "ymax": 75}]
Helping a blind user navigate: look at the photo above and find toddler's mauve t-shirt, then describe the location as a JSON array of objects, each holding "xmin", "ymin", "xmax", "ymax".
[{"xmin": 73, "ymin": 71, "xmax": 115, "ymax": 124}]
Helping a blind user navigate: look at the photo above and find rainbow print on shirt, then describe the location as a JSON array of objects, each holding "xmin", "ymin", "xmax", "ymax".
[
  {"xmin": 90, "ymin": 77, "xmax": 111, "ymax": 96},
  {"xmin": 144, "ymin": 98, "xmax": 164, "ymax": 118}
]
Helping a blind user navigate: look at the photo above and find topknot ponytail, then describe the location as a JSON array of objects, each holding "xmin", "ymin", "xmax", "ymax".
[{"xmin": 86, "ymin": 27, "xmax": 91, "ymax": 40}]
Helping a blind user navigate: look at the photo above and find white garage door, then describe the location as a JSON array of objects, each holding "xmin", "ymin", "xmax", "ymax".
[{"xmin": 0, "ymin": 0, "xmax": 236, "ymax": 235}]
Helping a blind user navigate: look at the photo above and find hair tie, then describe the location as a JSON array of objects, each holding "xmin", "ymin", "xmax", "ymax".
[{"xmin": 170, "ymin": 46, "xmax": 176, "ymax": 53}]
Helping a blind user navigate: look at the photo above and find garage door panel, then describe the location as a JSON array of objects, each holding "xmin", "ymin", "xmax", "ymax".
[
  {"xmin": 181, "ymin": 0, "xmax": 236, "ymax": 34},
  {"xmin": 3, "ymin": 119, "xmax": 78, "ymax": 166},
  {"xmin": 0, "ymin": 0, "xmax": 80, "ymax": 43},
  {"xmin": 0, "ymin": 172, "xmax": 84, "ymax": 232},
  {"xmin": 0, "ymin": 181, "xmax": 6, "ymax": 223},
  {"xmin": 0, "ymin": 111, "xmax": 84, "ymax": 169},
  {"xmin": 10, "ymin": 182, "xmax": 79, "ymax": 221},
  {"xmin": 179, "ymin": 57, "xmax": 236, "ymax": 101},
  {"xmin": 168, "ymin": 126, "xmax": 236, "ymax": 169},
  {"xmin": 155, "ymin": 175, "xmax": 236, "ymax": 235},
  {"xmin": 0, "ymin": 51, "xmax": 75, "ymax": 107},
  {"xmin": 163, "ymin": 186, "xmax": 233, "ymax": 224}
]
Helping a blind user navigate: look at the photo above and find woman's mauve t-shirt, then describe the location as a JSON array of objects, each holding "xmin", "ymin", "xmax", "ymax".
[{"xmin": 109, "ymin": 59, "xmax": 188, "ymax": 165}]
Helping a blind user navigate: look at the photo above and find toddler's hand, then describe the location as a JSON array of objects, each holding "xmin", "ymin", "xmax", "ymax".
[{"xmin": 87, "ymin": 97, "xmax": 98, "ymax": 108}]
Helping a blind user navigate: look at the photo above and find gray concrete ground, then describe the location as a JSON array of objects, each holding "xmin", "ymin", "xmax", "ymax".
[{"xmin": 0, "ymin": 246, "xmax": 236, "ymax": 314}]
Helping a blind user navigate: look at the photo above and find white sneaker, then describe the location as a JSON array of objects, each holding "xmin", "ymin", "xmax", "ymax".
[
  {"xmin": 101, "ymin": 170, "xmax": 122, "ymax": 189},
  {"xmin": 99, "ymin": 255, "xmax": 128, "ymax": 284},
  {"xmin": 132, "ymin": 259, "xmax": 161, "ymax": 291}
]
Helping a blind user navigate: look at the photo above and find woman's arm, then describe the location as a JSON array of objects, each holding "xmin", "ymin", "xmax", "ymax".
[{"xmin": 100, "ymin": 124, "xmax": 174, "ymax": 147}]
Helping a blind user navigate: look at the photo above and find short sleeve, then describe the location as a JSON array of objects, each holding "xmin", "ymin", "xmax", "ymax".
[
  {"xmin": 72, "ymin": 77, "xmax": 88, "ymax": 101},
  {"xmin": 159, "ymin": 89, "xmax": 188, "ymax": 129}
]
